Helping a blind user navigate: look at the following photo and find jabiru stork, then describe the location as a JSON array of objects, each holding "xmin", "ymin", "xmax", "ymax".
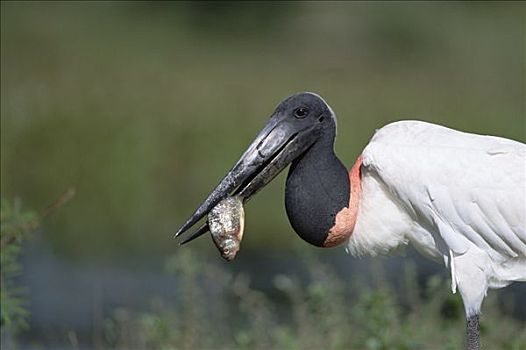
[{"xmin": 175, "ymin": 92, "xmax": 526, "ymax": 350}]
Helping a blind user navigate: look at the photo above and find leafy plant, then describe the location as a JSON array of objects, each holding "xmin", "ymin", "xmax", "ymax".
[
  {"xmin": 101, "ymin": 250, "xmax": 526, "ymax": 350},
  {"xmin": 0, "ymin": 197, "xmax": 39, "ymax": 331},
  {"xmin": 1, "ymin": 189, "xmax": 74, "ymax": 333}
]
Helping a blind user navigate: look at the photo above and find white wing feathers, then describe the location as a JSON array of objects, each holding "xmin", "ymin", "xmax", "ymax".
[
  {"xmin": 355, "ymin": 120, "xmax": 525, "ymax": 316},
  {"xmin": 362, "ymin": 120, "xmax": 526, "ymax": 262}
]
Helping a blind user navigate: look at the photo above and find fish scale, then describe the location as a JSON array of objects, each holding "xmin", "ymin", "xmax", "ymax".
[{"xmin": 208, "ymin": 196, "xmax": 245, "ymax": 261}]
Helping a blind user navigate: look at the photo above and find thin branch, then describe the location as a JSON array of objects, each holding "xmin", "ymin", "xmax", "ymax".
[{"xmin": 40, "ymin": 186, "xmax": 76, "ymax": 219}]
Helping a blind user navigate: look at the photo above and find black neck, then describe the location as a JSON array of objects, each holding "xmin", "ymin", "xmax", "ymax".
[{"xmin": 284, "ymin": 132, "xmax": 350, "ymax": 247}]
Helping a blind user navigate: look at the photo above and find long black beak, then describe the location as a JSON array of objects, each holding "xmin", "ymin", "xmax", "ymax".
[{"xmin": 174, "ymin": 113, "xmax": 320, "ymax": 244}]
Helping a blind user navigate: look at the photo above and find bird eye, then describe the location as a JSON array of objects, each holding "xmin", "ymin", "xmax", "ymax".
[{"xmin": 294, "ymin": 107, "xmax": 309, "ymax": 119}]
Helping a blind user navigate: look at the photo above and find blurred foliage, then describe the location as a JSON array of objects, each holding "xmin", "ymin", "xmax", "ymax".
[
  {"xmin": 98, "ymin": 250, "xmax": 526, "ymax": 350},
  {"xmin": 1, "ymin": 2, "xmax": 525, "ymax": 261},
  {"xmin": 0, "ymin": 197, "xmax": 39, "ymax": 331},
  {"xmin": 1, "ymin": 3, "xmax": 525, "ymax": 347}
]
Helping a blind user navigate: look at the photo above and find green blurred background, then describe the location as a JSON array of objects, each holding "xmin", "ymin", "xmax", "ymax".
[{"xmin": 1, "ymin": 2, "xmax": 525, "ymax": 349}]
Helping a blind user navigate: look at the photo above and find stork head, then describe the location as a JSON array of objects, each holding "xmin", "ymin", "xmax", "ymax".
[{"xmin": 175, "ymin": 92, "xmax": 350, "ymax": 247}]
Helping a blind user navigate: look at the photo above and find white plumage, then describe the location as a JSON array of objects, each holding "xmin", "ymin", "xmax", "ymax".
[{"xmin": 347, "ymin": 120, "xmax": 526, "ymax": 316}]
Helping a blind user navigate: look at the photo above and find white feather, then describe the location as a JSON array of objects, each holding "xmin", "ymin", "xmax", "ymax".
[{"xmin": 347, "ymin": 120, "xmax": 526, "ymax": 316}]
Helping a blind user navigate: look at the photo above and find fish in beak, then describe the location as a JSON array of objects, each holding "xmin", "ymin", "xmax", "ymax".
[{"xmin": 174, "ymin": 92, "xmax": 335, "ymax": 245}]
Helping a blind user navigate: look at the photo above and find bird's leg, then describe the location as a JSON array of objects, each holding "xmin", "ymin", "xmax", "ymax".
[{"xmin": 466, "ymin": 314, "xmax": 480, "ymax": 350}]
